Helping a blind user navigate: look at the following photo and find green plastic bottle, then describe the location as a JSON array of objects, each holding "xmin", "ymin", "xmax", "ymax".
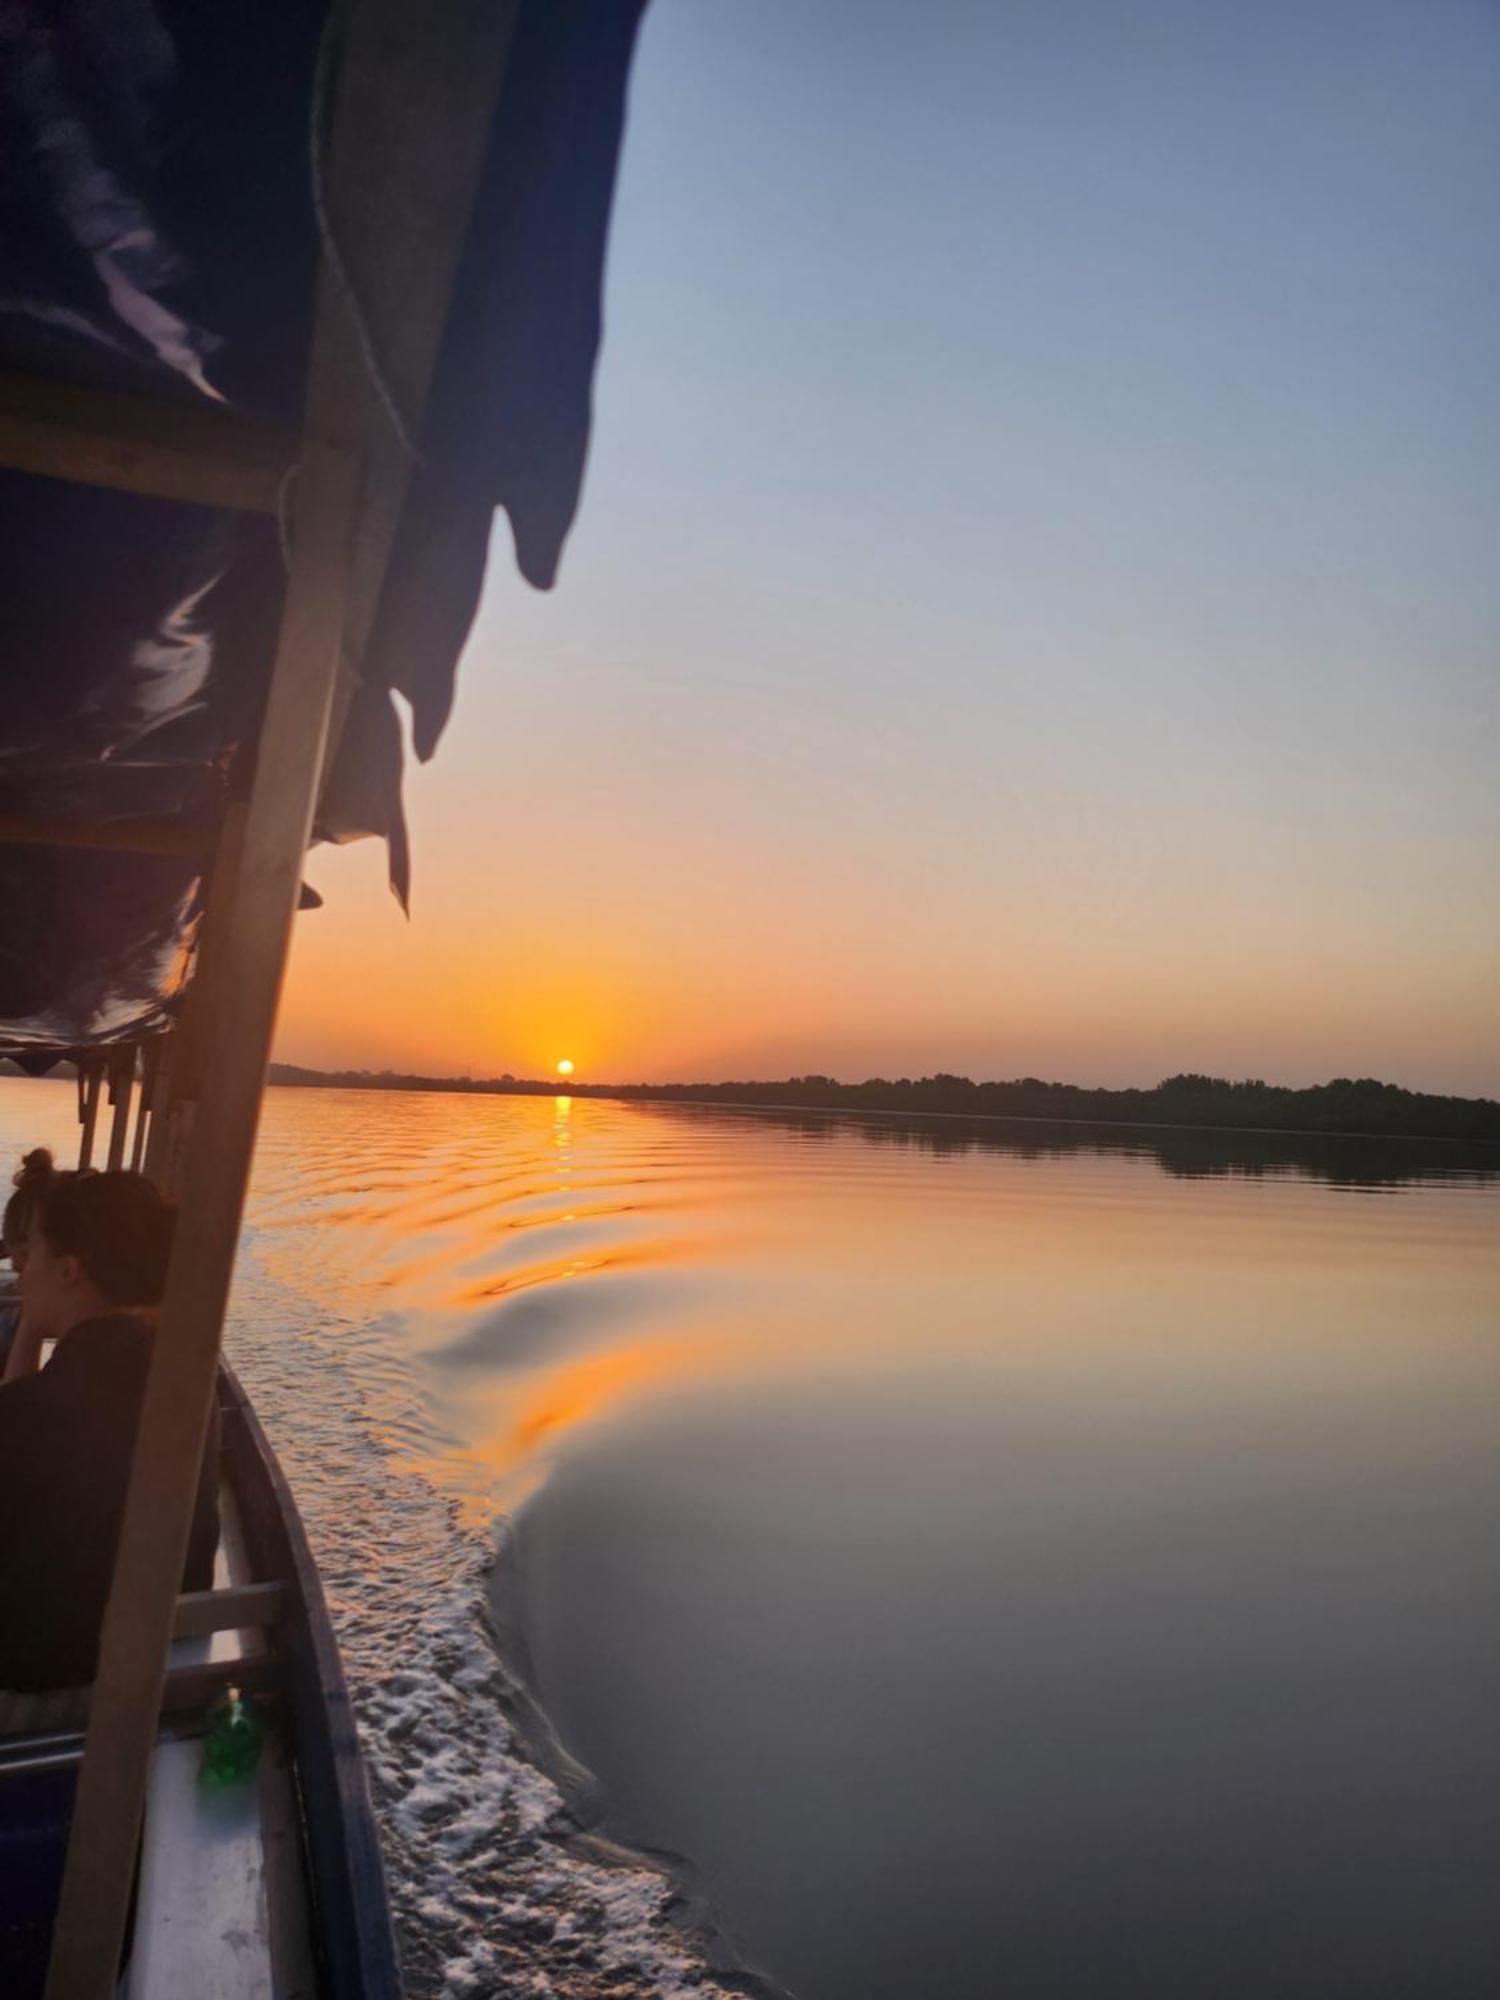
[{"xmin": 200, "ymin": 1686, "xmax": 265, "ymax": 1786}]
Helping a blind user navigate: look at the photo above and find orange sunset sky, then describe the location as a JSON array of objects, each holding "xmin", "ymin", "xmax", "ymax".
[{"xmin": 277, "ymin": 2, "xmax": 1499, "ymax": 1097}]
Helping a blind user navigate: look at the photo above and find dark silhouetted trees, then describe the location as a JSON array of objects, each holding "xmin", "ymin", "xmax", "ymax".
[{"xmin": 266, "ymin": 1063, "xmax": 1500, "ymax": 1143}]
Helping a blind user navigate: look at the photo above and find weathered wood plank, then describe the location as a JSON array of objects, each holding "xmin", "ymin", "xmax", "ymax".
[
  {"xmin": 170, "ymin": 1582, "xmax": 289, "ymax": 1641},
  {"xmin": 75, "ymin": 1062, "xmax": 102, "ymax": 1172},
  {"xmin": 44, "ymin": 9, "xmax": 528, "ymax": 1991},
  {"xmin": 0, "ymin": 814, "xmax": 208, "ymax": 857},
  {"xmin": 104, "ymin": 1052, "xmax": 134, "ymax": 1172},
  {"xmin": 0, "ymin": 373, "xmax": 294, "ymax": 514},
  {"xmin": 126, "ymin": 1734, "xmax": 276, "ymax": 2000},
  {"xmin": 130, "ymin": 1041, "xmax": 163, "ymax": 1174},
  {"xmin": 0, "ymin": 1656, "xmax": 285, "ymax": 1746},
  {"xmin": 125, "ymin": 1721, "xmax": 316, "ymax": 2000},
  {"xmin": 43, "ymin": 442, "xmax": 359, "ymax": 2000},
  {"xmin": 140, "ymin": 804, "xmax": 250, "ymax": 1201}
]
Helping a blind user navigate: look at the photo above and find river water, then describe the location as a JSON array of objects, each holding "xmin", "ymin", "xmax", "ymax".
[{"xmin": 2, "ymin": 1079, "xmax": 1497, "ymax": 1998}]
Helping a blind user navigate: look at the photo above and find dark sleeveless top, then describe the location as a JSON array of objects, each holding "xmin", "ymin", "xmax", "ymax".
[{"xmin": 0, "ymin": 1313, "xmax": 219, "ymax": 1690}]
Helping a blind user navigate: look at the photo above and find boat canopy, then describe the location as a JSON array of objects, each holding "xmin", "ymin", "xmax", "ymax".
[
  {"xmin": 4, "ymin": 8, "xmax": 652, "ymax": 1995},
  {"xmin": 0, "ymin": 0, "xmax": 648, "ymax": 1052}
]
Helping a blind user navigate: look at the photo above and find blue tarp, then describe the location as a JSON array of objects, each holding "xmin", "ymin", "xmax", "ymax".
[{"xmin": 0, "ymin": 0, "xmax": 646, "ymax": 1050}]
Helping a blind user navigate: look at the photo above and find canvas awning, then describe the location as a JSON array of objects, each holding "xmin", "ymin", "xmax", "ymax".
[{"xmin": 0, "ymin": 0, "xmax": 647, "ymax": 1050}]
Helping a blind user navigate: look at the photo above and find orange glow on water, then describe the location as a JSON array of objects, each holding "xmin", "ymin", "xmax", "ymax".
[
  {"xmin": 422, "ymin": 1333, "xmax": 756, "ymax": 1523},
  {"xmin": 125, "ymin": 1080, "xmax": 1492, "ymax": 1548}
]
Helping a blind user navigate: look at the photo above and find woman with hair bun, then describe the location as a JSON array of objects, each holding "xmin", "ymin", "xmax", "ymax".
[
  {"xmin": 3, "ymin": 1148, "xmax": 55, "ymax": 1266},
  {"xmin": 0, "ymin": 1147, "xmax": 56, "ymax": 1374},
  {"xmin": 0, "ymin": 1169, "xmax": 219, "ymax": 1690}
]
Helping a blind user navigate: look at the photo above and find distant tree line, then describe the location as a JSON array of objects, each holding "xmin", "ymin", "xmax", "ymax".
[
  {"xmin": 266, "ymin": 1064, "xmax": 1500, "ymax": 1144},
  {"xmin": 680, "ymin": 1103, "xmax": 1500, "ymax": 1190}
]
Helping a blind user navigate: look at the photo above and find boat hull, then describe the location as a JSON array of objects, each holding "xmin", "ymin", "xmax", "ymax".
[{"xmin": 219, "ymin": 1361, "xmax": 403, "ymax": 2000}]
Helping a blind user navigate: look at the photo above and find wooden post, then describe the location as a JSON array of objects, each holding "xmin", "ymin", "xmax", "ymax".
[
  {"xmin": 43, "ymin": 441, "xmax": 359, "ymax": 2000},
  {"xmin": 0, "ymin": 814, "xmax": 208, "ymax": 856},
  {"xmin": 0, "ymin": 370, "xmax": 294, "ymax": 513},
  {"xmin": 139, "ymin": 1038, "xmax": 176, "ymax": 1190},
  {"xmin": 139, "ymin": 804, "xmax": 251, "ymax": 1203},
  {"xmin": 76, "ymin": 1061, "xmax": 103, "ymax": 1171},
  {"xmin": 130, "ymin": 1041, "xmax": 163, "ymax": 1174},
  {"xmin": 104, "ymin": 1050, "xmax": 135, "ymax": 1171},
  {"xmin": 41, "ymin": 10, "xmax": 524, "ymax": 1986}
]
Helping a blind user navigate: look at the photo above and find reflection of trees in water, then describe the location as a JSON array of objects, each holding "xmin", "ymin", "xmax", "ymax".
[
  {"xmin": 266, "ymin": 1063, "xmax": 1500, "ymax": 1190},
  {"xmin": 632, "ymin": 1073, "xmax": 1500, "ymax": 1144},
  {"xmin": 681, "ymin": 1105, "xmax": 1500, "ymax": 1192}
]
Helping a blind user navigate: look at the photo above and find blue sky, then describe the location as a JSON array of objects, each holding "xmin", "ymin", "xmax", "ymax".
[{"xmin": 285, "ymin": 0, "xmax": 1500, "ymax": 1093}]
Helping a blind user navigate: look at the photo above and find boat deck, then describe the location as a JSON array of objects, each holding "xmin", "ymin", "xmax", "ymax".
[{"xmin": 0, "ymin": 1366, "xmax": 397, "ymax": 1998}]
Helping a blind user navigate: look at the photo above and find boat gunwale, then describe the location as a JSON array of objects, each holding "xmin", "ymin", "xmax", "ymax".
[{"xmin": 218, "ymin": 1359, "xmax": 403, "ymax": 2000}]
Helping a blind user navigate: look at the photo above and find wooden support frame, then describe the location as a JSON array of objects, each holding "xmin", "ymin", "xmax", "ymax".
[
  {"xmin": 131, "ymin": 1041, "xmax": 164, "ymax": 1173},
  {"xmin": 104, "ymin": 1049, "xmax": 135, "ymax": 1172},
  {"xmin": 43, "ymin": 441, "xmax": 359, "ymax": 2000},
  {"xmin": 40, "ymin": 8, "xmax": 529, "ymax": 1992},
  {"xmin": 75, "ymin": 1060, "xmax": 103, "ymax": 1171},
  {"xmin": 0, "ymin": 813, "xmax": 209, "ymax": 857},
  {"xmin": 171, "ymin": 1580, "xmax": 288, "ymax": 1640},
  {"xmin": 139, "ymin": 1037, "xmax": 177, "ymax": 1189},
  {"xmin": 0, "ymin": 372, "xmax": 295, "ymax": 514},
  {"xmin": 138, "ymin": 804, "xmax": 251, "ymax": 1203},
  {"xmin": 2, "ymin": 1655, "xmax": 287, "ymax": 1755}
]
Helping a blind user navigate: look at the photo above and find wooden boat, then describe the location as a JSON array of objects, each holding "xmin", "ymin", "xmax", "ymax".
[
  {"xmin": 0, "ymin": 3, "xmax": 648, "ymax": 1992},
  {"xmin": 1, "ymin": 1357, "xmax": 399, "ymax": 1998}
]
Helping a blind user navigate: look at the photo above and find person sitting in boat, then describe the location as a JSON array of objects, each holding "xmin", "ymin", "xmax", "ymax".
[
  {"xmin": 0, "ymin": 1148, "xmax": 56, "ymax": 1376},
  {"xmin": 0, "ymin": 1169, "xmax": 219, "ymax": 1691}
]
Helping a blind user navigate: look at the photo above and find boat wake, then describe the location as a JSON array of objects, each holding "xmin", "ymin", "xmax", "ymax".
[{"xmin": 227, "ymin": 1244, "xmax": 760, "ymax": 2000}]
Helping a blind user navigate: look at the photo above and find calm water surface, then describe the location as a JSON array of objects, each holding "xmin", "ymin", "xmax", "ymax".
[{"xmin": 2, "ymin": 1080, "xmax": 1496, "ymax": 1998}]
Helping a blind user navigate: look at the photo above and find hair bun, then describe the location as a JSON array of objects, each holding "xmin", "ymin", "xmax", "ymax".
[{"xmin": 13, "ymin": 1148, "xmax": 54, "ymax": 1189}]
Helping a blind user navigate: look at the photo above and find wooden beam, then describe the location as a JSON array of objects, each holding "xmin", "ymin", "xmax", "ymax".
[
  {"xmin": 43, "ymin": 441, "xmax": 359, "ymax": 2000},
  {"xmin": 171, "ymin": 1580, "xmax": 288, "ymax": 1639},
  {"xmin": 166, "ymin": 1652, "xmax": 285, "ymax": 1714},
  {"xmin": 139, "ymin": 1036, "xmax": 178, "ymax": 1190},
  {"xmin": 0, "ymin": 813, "xmax": 209, "ymax": 857},
  {"xmin": 0, "ymin": 372, "xmax": 295, "ymax": 515},
  {"xmin": 104, "ymin": 1050, "xmax": 135, "ymax": 1172},
  {"xmin": 140, "ymin": 805, "xmax": 250, "ymax": 1201},
  {"xmin": 46, "ymin": 13, "xmax": 527, "ymax": 1993},
  {"xmin": 131, "ymin": 1041, "xmax": 164, "ymax": 1174},
  {"xmin": 76, "ymin": 1062, "xmax": 102, "ymax": 1171},
  {"xmin": 0, "ymin": 1655, "xmax": 286, "ymax": 1751}
]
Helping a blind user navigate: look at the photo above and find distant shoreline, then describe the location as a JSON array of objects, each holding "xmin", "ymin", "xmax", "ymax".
[{"xmin": 265, "ymin": 1064, "xmax": 1500, "ymax": 1147}]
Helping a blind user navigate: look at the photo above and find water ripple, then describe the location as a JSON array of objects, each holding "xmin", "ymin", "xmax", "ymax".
[{"xmin": 223, "ymin": 1088, "xmax": 770, "ymax": 1997}]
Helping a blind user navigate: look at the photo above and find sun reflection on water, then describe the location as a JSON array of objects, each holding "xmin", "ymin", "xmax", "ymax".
[
  {"xmin": 408, "ymin": 1331, "xmax": 756, "ymax": 1525},
  {"xmin": 16, "ymin": 1079, "xmax": 1500, "ymax": 2000},
  {"xmin": 201, "ymin": 1086, "xmax": 1500, "ymax": 1548}
]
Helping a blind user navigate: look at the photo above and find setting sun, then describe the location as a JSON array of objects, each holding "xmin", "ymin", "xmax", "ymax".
[{"xmin": 556, "ymin": 1059, "xmax": 575, "ymax": 1077}]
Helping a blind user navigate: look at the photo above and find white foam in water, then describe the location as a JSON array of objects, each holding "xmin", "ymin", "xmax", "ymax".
[{"xmin": 227, "ymin": 1244, "xmax": 751, "ymax": 2000}]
